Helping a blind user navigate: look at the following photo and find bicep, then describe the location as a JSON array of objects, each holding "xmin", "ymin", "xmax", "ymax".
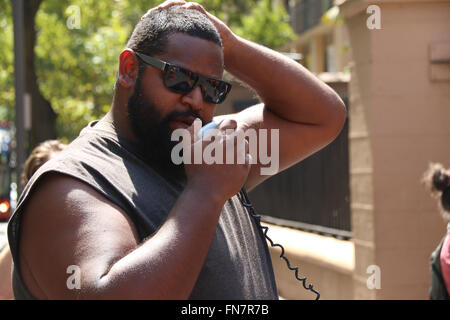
[{"xmin": 19, "ymin": 173, "xmax": 139, "ymax": 299}]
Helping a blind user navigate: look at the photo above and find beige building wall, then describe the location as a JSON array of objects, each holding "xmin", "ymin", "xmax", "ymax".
[{"xmin": 340, "ymin": 0, "xmax": 450, "ymax": 299}]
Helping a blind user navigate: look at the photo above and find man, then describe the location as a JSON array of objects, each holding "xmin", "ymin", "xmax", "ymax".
[{"xmin": 8, "ymin": 1, "xmax": 346, "ymax": 299}]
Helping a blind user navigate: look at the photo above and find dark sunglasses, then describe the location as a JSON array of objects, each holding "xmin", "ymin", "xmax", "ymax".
[{"xmin": 134, "ymin": 51, "xmax": 232, "ymax": 104}]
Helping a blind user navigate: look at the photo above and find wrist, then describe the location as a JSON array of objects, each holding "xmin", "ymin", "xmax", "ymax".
[
  {"xmin": 221, "ymin": 32, "xmax": 239, "ymax": 66},
  {"xmin": 185, "ymin": 179, "xmax": 228, "ymax": 208}
]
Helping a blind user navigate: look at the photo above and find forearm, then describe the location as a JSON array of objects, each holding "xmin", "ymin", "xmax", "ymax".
[
  {"xmin": 224, "ymin": 35, "xmax": 345, "ymax": 125},
  {"xmin": 95, "ymin": 186, "xmax": 225, "ymax": 299}
]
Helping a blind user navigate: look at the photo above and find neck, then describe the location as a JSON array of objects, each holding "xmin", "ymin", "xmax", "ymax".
[{"xmin": 99, "ymin": 88, "xmax": 137, "ymax": 143}]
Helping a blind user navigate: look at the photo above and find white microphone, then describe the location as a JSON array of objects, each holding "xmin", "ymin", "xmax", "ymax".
[{"xmin": 197, "ymin": 121, "xmax": 219, "ymax": 139}]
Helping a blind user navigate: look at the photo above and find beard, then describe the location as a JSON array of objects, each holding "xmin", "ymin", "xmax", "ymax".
[{"xmin": 127, "ymin": 72, "xmax": 203, "ymax": 183}]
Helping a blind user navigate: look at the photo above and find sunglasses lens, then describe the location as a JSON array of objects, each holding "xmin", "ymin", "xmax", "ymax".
[
  {"xmin": 164, "ymin": 66, "xmax": 197, "ymax": 94},
  {"xmin": 202, "ymin": 79, "xmax": 231, "ymax": 104}
]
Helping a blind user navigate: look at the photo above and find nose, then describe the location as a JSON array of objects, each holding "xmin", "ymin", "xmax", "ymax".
[{"xmin": 181, "ymin": 85, "xmax": 204, "ymax": 113}]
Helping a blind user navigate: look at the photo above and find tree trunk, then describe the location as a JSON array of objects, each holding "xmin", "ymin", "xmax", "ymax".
[{"xmin": 23, "ymin": 0, "xmax": 57, "ymax": 150}]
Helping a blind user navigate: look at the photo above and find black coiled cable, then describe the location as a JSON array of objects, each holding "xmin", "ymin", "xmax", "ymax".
[{"xmin": 238, "ymin": 188, "xmax": 321, "ymax": 300}]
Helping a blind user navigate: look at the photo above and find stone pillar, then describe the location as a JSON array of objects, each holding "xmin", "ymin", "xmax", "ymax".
[
  {"xmin": 311, "ymin": 35, "xmax": 326, "ymax": 73},
  {"xmin": 339, "ymin": 0, "xmax": 450, "ymax": 299}
]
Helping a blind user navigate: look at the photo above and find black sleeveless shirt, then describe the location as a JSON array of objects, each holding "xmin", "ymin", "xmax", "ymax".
[{"xmin": 7, "ymin": 120, "xmax": 278, "ymax": 299}]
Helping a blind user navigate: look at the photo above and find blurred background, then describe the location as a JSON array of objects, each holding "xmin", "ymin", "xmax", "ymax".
[{"xmin": 0, "ymin": 0, "xmax": 449, "ymax": 299}]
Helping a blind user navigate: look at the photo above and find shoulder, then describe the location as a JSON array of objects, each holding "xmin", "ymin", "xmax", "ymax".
[
  {"xmin": 16, "ymin": 172, "xmax": 139, "ymax": 298},
  {"xmin": 22, "ymin": 172, "xmax": 110, "ymax": 215},
  {"xmin": 19, "ymin": 172, "xmax": 136, "ymax": 237}
]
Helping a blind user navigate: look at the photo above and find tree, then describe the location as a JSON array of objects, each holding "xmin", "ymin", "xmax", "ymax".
[
  {"xmin": 3, "ymin": 0, "xmax": 57, "ymax": 150},
  {"xmin": 0, "ymin": 0, "xmax": 14, "ymax": 123},
  {"xmin": 35, "ymin": 0, "xmax": 152, "ymax": 140},
  {"xmin": 233, "ymin": 0, "xmax": 295, "ymax": 49},
  {"xmin": 22, "ymin": 0, "xmax": 57, "ymax": 149}
]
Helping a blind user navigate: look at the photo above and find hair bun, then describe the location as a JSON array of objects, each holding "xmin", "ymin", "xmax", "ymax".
[
  {"xmin": 441, "ymin": 188, "xmax": 450, "ymax": 213},
  {"xmin": 432, "ymin": 170, "xmax": 449, "ymax": 191}
]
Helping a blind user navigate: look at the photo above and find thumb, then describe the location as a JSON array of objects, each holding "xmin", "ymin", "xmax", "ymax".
[{"xmin": 187, "ymin": 118, "xmax": 202, "ymax": 144}]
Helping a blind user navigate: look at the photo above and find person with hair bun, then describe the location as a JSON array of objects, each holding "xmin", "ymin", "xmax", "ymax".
[
  {"xmin": 20, "ymin": 140, "xmax": 67, "ymax": 187},
  {"xmin": 423, "ymin": 163, "xmax": 450, "ymax": 300}
]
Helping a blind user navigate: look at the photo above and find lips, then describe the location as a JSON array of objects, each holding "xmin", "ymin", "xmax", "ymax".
[{"xmin": 168, "ymin": 116, "xmax": 195, "ymax": 130}]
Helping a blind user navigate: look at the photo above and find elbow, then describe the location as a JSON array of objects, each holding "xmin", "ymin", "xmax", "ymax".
[
  {"xmin": 335, "ymin": 96, "xmax": 347, "ymax": 131},
  {"xmin": 325, "ymin": 95, "xmax": 347, "ymax": 141}
]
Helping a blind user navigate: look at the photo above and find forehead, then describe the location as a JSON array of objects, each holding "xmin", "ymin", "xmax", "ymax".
[{"xmin": 157, "ymin": 33, "xmax": 224, "ymax": 79}]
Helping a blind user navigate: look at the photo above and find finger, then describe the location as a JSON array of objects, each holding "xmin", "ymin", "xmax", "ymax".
[
  {"xmin": 156, "ymin": 0, "xmax": 186, "ymax": 10},
  {"xmin": 233, "ymin": 130, "xmax": 249, "ymax": 150},
  {"xmin": 233, "ymin": 132, "xmax": 248, "ymax": 165},
  {"xmin": 141, "ymin": 1, "xmax": 186, "ymax": 20},
  {"xmin": 218, "ymin": 118, "xmax": 237, "ymax": 132},
  {"xmin": 242, "ymin": 139, "xmax": 250, "ymax": 165},
  {"xmin": 187, "ymin": 118, "xmax": 202, "ymax": 143},
  {"xmin": 244, "ymin": 153, "xmax": 252, "ymax": 168},
  {"xmin": 231, "ymin": 127, "xmax": 248, "ymax": 150},
  {"xmin": 181, "ymin": 2, "xmax": 206, "ymax": 13},
  {"xmin": 244, "ymin": 138, "xmax": 249, "ymax": 155}
]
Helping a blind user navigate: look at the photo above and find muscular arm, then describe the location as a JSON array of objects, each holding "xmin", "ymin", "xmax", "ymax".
[
  {"xmin": 221, "ymin": 35, "xmax": 346, "ymax": 190},
  {"xmin": 0, "ymin": 247, "xmax": 13, "ymax": 299},
  {"xmin": 19, "ymin": 173, "xmax": 225, "ymax": 299}
]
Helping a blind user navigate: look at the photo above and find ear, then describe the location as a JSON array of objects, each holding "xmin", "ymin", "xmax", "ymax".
[{"xmin": 118, "ymin": 49, "xmax": 140, "ymax": 89}]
